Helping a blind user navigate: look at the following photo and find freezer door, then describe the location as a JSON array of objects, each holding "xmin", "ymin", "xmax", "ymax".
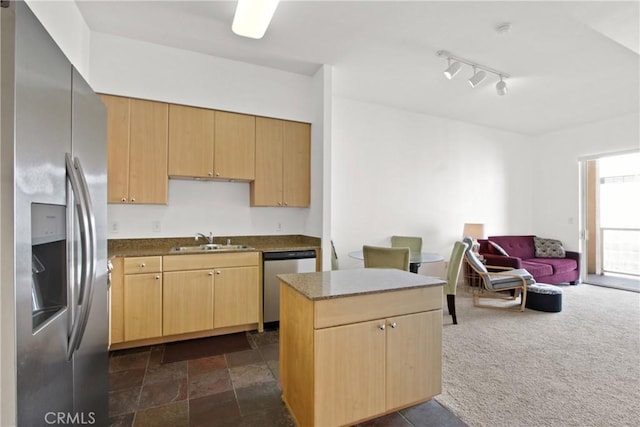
[
  {"xmin": 14, "ymin": 2, "xmax": 73, "ymax": 425},
  {"xmin": 71, "ymin": 68, "xmax": 108, "ymax": 424}
]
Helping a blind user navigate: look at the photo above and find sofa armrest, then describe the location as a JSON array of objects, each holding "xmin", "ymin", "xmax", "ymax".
[
  {"xmin": 565, "ymin": 250, "xmax": 581, "ymax": 267},
  {"xmin": 482, "ymin": 254, "xmax": 522, "ymax": 269}
]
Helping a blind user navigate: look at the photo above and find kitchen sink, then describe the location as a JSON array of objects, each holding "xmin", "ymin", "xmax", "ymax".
[{"xmin": 170, "ymin": 244, "xmax": 254, "ymax": 253}]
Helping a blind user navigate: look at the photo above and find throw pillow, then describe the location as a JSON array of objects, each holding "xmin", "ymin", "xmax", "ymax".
[
  {"xmin": 488, "ymin": 241, "xmax": 509, "ymax": 256},
  {"xmin": 533, "ymin": 237, "xmax": 566, "ymax": 258}
]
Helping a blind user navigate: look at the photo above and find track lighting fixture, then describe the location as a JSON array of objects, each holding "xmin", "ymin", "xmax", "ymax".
[
  {"xmin": 436, "ymin": 50, "xmax": 510, "ymax": 96},
  {"xmin": 444, "ymin": 58, "xmax": 462, "ymax": 79},
  {"xmin": 496, "ymin": 75, "xmax": 508, "ymax": 96},
  {"xmin": 468, "ymin": 67, "xmax": 487, "ymax": 88}
]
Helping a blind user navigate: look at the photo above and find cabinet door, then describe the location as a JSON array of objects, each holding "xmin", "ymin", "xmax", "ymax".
[
  {"xmin": 123, "ymin": 273, "xmax": 162, "ymax": 341},
  {"xmin": 102, "ymin": 95, "xmax": 130, "ymax": 203},
  {"xmin": 129, "ymin": 99, "xmax": 168, "ymax": 204},
  {"xmin": 251, "ymin": 117, "xmax": 284, "ymax": 206},
  {"xmin": 214, "ymin": 111, "xmax": 255, "ymax": 180},
  {"xmin": 283, "ymin": 121, "xmax": 311, "ymax": 207},
  {"xmin": 163, "ymin": 270, "xmax": 214, "ymax": 336},
  {"xmin": 213, "ymin": 266, "xmax": 259, "ymax": 328},
  {"xmin": 168, "ymin": 104, "xmax": 215, "ymax": 178},
  {"xmin": 386, "ymin": 310, "xmax": 442, "ymax": 409},
  {"xmin": 314, "ymin": 319, "xmax": 386, "ymax": 427}
]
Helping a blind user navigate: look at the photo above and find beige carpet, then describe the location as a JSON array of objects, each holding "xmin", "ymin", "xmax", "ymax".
[{"xmin": 436, "ymin": 284, "xmax": 640, "ymax": 427}]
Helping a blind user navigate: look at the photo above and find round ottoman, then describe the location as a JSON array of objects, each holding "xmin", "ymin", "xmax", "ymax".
[{"xmin": 526, "ymin": 283, "xmax": 563, "ymax": 312}]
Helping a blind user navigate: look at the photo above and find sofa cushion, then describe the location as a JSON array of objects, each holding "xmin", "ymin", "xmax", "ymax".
[
  {"xmin": 533, "ymin": 237, "xmax": 566, "ymax": 258},
  {"xmin": 488, "ymin": 240, "xmax": 509, "ymax": 256},
  {"xmin": 530, "ymin": 257, "xmax": 578, "ymax": 274},
  {"xmin": 489, "ymin": 235, "xmax": 536, "ymax": 260},
  {"xmin": 521, "ymin": 261, "xmax": 553, "ymax": 277}
]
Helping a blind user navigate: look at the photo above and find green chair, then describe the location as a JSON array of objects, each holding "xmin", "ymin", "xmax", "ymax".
[
  {"xmin": 443, "ymin": 241, "xmax": 468, "ymax": 325},
  {"xmin": 391, "ymin": 236, "xmax": 423, "ymax": 273},
  {"xmin": 331, "ymin": 240, "xmax": 339, "ymax": 270},
  {"xmin": 363, "ymin": 245, "xmax": 410, "ymax": 271}
]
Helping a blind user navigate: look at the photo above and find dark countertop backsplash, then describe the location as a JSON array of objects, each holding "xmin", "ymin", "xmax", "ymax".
[{"xmin": 108, "ymin": 234, "xmax": 321, "ymax": 258}]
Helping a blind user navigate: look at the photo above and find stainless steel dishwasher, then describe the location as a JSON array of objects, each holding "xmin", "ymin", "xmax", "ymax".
[{"xmin": 263, "ymin": 250, "xmax": 317, "ymax": 324}]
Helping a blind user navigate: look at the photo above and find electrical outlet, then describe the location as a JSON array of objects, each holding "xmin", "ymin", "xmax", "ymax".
[
  {"xmin": 152, "ymin": 221, "xmax": 161, "ymax": 233},
  {"xmin": 110, "ymin": 221, "xmax": 119, "ymax": 233},
  {"xmin": 277, "ymin": 222, "xmax": 282, "ymax": 232}
]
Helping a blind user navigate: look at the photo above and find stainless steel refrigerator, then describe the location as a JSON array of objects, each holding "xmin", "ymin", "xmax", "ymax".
[{"xmin": 1, "ymin": 1, "xmax": 108, "ymax": 425}]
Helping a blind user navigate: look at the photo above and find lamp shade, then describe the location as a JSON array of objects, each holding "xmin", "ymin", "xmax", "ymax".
[{"xmin": 462, "ymin": 223, "xmax": 485, "ymax": 239}]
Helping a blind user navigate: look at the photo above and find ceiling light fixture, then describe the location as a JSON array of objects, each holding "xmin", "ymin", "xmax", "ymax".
[
  {"xmin": 444, "ymin": 58, "xmax": 462, "ymax": 79},
  {"xmin": 468, "ymin": 67, "xmax": 487, "ymax": 88},
  {"xmin": 436, "ymin": 50, "xmax": 510, "ymax": 95},
  {"xmin": 232, "ymin": 0, "xmax": 281, "ymax": 39},
  {"xmin": 496, "ymin": 75, "xmax": 508, "ymax": 96}
]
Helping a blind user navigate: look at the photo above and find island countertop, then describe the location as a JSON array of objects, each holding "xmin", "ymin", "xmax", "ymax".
[{"xmin": 278, "ymin": 268, "xmax": 445, "ymax": 301}]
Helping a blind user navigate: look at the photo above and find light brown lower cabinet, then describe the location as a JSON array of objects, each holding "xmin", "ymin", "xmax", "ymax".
[
  {"xmin": 110, "ymin": 252, "xmax": 261, "ymax": 350},
  {"xmin": 123, "ymin": 271, "xmax": 163, "ymax": 342},
  {"xmin": 163, "ymin": 269, "xmax": 214, "ymax": 336},
  {"xmin": 213, "ymin": 266, "xmax": 260, "ymax": 328},
  {"xmin": 280, "ymin": 284, "xmax": 442, "ymax": 427}
]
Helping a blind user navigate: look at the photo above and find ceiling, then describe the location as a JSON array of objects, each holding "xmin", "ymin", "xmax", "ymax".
[{"xmin": 76, "ymin": 1, "xmax": 640, "ymax": 136}]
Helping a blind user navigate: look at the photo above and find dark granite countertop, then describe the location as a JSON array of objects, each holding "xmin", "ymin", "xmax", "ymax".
[
  {"xmin": 278, "ymin": 268, "xmax": 445, "ymax": 300},
  {"xmin": 108, "ymin": 234, "xmax": 321, "ymax": 258}
]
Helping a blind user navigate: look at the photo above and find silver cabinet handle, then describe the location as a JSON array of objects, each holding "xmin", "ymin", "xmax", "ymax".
[
  {"xmin": 284, "ymin": 202, "xmax": 288, "ymax": 206},
  {"xmin": 140, "ymin": 263, "xmax": 146, "ymax": 268},
  {"xmin": 155, "ymin": 275, "xmax": 160, "ymax": 280},
  {"xmin": 130, "ymin": 197, "xmax": 135, "ymax": 202},
  {"xmin": 121, "ymin": 197, "xmax": 126, "ymax": 202},
  {"xmin": 215, "ymin": 270, "xmax": 221, "ymax": 275},
  {"xmin": 208, "ymin": 172, "xmax": 213, "ymax": 177},
  {"xmin": 390, "ymin": 322, "xmax": 397, "ymax": 328},
  {"xmin": 215, "ymin": 172, "xmax": 220, "ymax": 177},
  {"xmin": 208, "ymin": 271, "xmax": 213, "ymax": 276},
  {"xmin": 379, "ymin": 323, "xmax": 386, "ymax": 331}
]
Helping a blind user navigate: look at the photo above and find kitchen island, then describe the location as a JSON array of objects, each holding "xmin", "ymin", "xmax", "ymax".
[{"xmin": 278, "ymin": 268, "xmax": 445, "ymax": 427}]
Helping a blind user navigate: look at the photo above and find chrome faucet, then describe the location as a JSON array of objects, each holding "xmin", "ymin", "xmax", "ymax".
[{"xmin": 195, "ymin": 232, "xmax": 214, "ymax": 244}]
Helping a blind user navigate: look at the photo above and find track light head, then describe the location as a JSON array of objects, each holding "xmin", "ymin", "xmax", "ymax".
[
  {"xmin": 496, "ymin": 76, "xmax": 508, "ymax": 96},
  {"xmin": 444, "ymin": 59, "xmax": 462, "ymax": 79},
  {"xmin": 468, "ymin": 68, "xmax": 487, "ymax": 88}
]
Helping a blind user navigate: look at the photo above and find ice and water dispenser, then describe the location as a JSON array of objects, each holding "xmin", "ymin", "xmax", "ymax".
[{"xmin": 31, "ymin": 203, "xmax": 67, "ymax": 331}]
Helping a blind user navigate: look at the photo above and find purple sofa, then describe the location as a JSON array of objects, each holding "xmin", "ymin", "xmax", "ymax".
[{"xmin": 478, "ymin": 235, "xmax": 580, "ymax": 285}]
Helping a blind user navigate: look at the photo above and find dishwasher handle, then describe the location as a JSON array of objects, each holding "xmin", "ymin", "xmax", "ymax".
[{"xmin": 263, "ymin": 250, "xmax": 317, "ymax": 261}]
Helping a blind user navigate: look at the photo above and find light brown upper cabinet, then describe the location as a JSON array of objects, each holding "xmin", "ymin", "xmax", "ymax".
[
  {"xmin": 167, "ymin": 104, "xmax": 215, "ymax": 178},
  {"xmin": 251, "ymin": 118, "xmax": 311, "ymax": 207},
  {"xmin": 168, "ymin": 107, "xmax": 255, "ymax": 181},
  {"xmin": 214, "ymin": 111, "xmax": 255, "ymax": 181},
  {"xmin": 102, "ymin": 95, "xmax": 168, "ymax": 204}
]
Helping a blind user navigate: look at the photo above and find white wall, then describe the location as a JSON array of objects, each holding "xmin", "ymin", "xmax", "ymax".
[
  {"xmin": 532, "ymin": 113, "xmax": 640, "ymax": 250},
  {"xmin": 88, "ymin": 33, "xmax": 323, "ymax": 239},
  {"xmin": 26, "ymin": 0, "xmax": 91, "ymax": 79},
  {"xmin": 331, "ymin": 97, "xmax": 534, "ymax": 274}
]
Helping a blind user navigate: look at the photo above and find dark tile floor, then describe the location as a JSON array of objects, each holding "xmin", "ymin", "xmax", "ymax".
[{"xmin": 109, "ymin": 329, "xmax": 467, "ymax": 427}]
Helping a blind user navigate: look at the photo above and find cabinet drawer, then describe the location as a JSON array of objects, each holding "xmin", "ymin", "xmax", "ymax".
[
  {"xmin": 163, "ymin": 252, "xmax": 260, "ymax": 272},
  {"xmin": 314, "ymin": 286, "xmax": 442, "ymax": 329},
  {"xmin": 123, "ymin": 256, "xmax": 162, "ymax": 274}
]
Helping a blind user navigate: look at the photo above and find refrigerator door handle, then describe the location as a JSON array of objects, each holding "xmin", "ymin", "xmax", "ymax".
[{"xmin": 65, "ymin": 154, "xmax": 96, "ymax": 359}]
